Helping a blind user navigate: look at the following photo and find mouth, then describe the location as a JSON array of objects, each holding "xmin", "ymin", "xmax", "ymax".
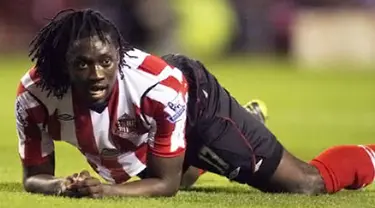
[{"xmin": 89, "ymin": 85, "xmax": 108, "ymax": 98}]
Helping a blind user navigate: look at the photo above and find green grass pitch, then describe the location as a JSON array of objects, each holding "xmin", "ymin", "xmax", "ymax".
[{"xmin": 0, "ymin": 56, "xmax": 375, "ymax": 207}]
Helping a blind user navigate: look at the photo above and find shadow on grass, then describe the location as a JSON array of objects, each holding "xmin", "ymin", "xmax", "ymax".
[
  {"xmin": 0, "ymin": 182, "xmax": 24, "ymax": 193},
  {"xmin": 182, "ymin": 186, "xmax": 257, "ymax": 194},
  {"xmin": 183, "ymin": 186, "xmax": 375, "ymax": 195}
]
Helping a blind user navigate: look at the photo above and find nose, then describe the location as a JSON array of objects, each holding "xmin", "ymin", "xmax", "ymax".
[{"xmin": 89, "ymin": 64, "xmax": 105, "ymax": 81}]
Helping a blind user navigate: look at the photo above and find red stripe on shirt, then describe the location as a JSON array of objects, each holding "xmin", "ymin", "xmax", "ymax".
[
  {"xmin": 142, "ymin": 96, "xmax": 185, "ymax": 157},
  {"xmin": 159, "ymin": 75, "xmax": 188, "ymax": 102},
  {"xmin": 26, "ymin": 105, "xmax": 47, "ymax": 124},
  {"xmin": 22, "ymin": 118, "xmax": 45, "ymax": 166},
  {"xmin": 138, "ymin": 55, "xmax": 168, "ymax": 76},
  {"xmin": 48, "ymin": 110, "xmax": 61, "ymax": 141},
  {"xmin": 72, "ymin": 89, "xmax": 99, "ymax": 155},
  {"xmin": 101, "ymin": 156, "xmax": 131, "ymax": 184},
  {"xmin": 29, "ymin": 67, "xmax": 40, "ymax": 83},
  {"xmin": 134, "ymin": 143, "xmax": 148, "ymax": 164},
  {"xmin": 20, "ymin": 67, "xmax": 40, "ymax": 92},
  {"xmin": 106, "ymin": 80, "xmax": 134, "ymax": 182},
  {"xmin": 108, "ymin": 81, "xmax": 137, "ymax": 153},
  {"xmin": 16, "ymin": 83, "xmax": 26, "ymax": 96},
  {"xmin": 134, "ymin": 104, "xmax": 142, "ymax": 116},
  {"xmin": 159, "ymin": 76, "xmax": 183, "ymax": 93},
  {"xmin": 17, "ymin": 90, "xmax": 50, "ymax": 166}
]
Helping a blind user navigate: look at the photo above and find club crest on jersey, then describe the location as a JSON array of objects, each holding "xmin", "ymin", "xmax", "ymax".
[
  {"xmin": 113, "ymin": 113, "xmax": 139, "ymax": 139},
  {"xmin": 164, "ymin": 94, "xmax": 186, "ymax": 123}
]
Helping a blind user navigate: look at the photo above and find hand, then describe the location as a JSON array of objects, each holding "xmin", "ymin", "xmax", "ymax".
[
  {"xmin": 58, "ymin": 170, "xmax": 91, "ymax": 197},
  {"xmin": 55, "ymin": 173, "xmax": 77, "ymax": 197},
  {"xmin": 71, "ymin": 170, "xmax": 104, "ymax": 198}
]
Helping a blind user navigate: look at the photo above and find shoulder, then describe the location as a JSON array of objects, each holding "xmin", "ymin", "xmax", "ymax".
[
  {"xmin": 120, "ymin": 48, "xmax": 180, "ymax": 93},
  {"xmin": 121, "ymin": 49, "xmax": 187, "ymax": 92},
  {"xmin": 17, "ymin": 67, "xmax": 40, "ymax": 94},
  {"xmin": 121, "ymin": 48, "xmax": 178, "ymax": 79},
  {"xmin": 117, "ymin": 49, "xmax": 188, "ymax": 116},
  {"xmin": 16, "ymin": 67, "xmax": 59, "ymax": 114}
]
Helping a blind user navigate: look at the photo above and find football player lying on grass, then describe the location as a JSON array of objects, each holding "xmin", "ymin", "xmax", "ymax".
[{"xmin": 16, "ymin": 9, "xmax": 375, "ymax": 198}]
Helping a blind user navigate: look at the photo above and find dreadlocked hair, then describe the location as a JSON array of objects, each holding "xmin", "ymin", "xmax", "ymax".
[{"xmin": 29, "ymin": 9, "xmax": 133, "ymax": 99}]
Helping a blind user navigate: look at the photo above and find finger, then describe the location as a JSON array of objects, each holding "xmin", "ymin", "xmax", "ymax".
[
  {"xmin": 65, "ymin": 175, "xmax": 76, "ymax": 183},
  {"xmin": 82, "ymin": 178, "xmax": 101, "ymax": 187},
  {"xmin": 63, "ymin": 179, "xmax": 77, "ymax": 191},
  {"xmin": 79, "ymin": 170, "xmax": 91, "ymax": 179},
  {"xmin": 65, "ymin": 173, "xmax": 79, "ymax": 186},
  {"xmin": 64, "ymin": 178, "xmax": 73, "ymax": 186},
  {"xmin": 66, "ymin": 177, "xmax": 87, "ymax": 190},
  {"xmin": 73, "ymin": 178, "xmax": 98, "ymax": 189},
  {"xmin": 67, "ymin": 173, "xmax": 79, "ymax": 182}
]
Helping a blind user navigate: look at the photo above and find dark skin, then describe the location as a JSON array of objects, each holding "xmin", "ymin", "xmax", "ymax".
[
  {"xmin": 179, "ymin": 166, "xmax": 202, "ymax": 189},
  {"xmin": 260, "ymin": 150, "xmax": 326, "ymax": 194},
  {"xmin": 23, "ymin": 35, "xmax": 189, "ymax": 198},
  {"xmin": 66, "ymin": 35, "xmax": 119, "ymax": 106}
]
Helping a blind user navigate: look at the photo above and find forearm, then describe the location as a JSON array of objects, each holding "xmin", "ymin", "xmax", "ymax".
[
  {"xmin": 180, "ymin": 166, "xmax": 201, "ymax": 189},
  {"xmin": 103, "ymin": 178, "xmax": 179, "ymax": 197},
  {"xmin": 24, "ymin": 174, "xmax": 64, "ymax": 195}
]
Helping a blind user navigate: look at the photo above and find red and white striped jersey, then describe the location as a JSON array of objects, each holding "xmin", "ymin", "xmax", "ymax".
[{"xmin": 15, "ymin": 49, "xmax": 188, "ymax": 184}]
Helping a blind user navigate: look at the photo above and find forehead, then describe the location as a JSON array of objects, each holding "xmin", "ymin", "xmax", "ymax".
[{"xmin": 67, "ymin": 35, "xmax": 117, "ymax": 58}]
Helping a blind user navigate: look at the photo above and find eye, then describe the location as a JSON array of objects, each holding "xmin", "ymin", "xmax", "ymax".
[
  {"xmin": 101, "ymin": 58, "xmax": 113, "ymax": 67},
  {"xmin": 76, "ymin": 61, "xmax": 88, "ymax": 70}
]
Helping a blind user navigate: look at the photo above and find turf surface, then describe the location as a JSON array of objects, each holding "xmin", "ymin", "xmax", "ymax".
[{"xmin": 0, "ymin": 56, "xmax": 374, "ymax": 207}]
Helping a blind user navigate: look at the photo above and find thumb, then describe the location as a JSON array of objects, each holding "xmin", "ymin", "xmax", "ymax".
[{"xmin": 78, "ymin": 170, "xmax": 91, "ymax": 180}]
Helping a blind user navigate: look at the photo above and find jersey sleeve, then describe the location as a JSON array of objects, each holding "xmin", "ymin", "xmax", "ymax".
[
  {"xmin": 142, "ymin": 69, "xmax": 189, "ymax": 158},
  {"xmin": 15, "ymin": 85, "xmax": 54, "ymax": 166}
]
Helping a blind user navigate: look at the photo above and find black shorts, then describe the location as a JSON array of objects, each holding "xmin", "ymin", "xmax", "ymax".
[{"xmin": 163, "ymin": 54, "xmax": 284, "ymax": 189}]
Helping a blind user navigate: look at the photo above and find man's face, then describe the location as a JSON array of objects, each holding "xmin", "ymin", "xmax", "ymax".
[{"xmin": 66, "ymin": 35, "xmax": 120, "ymax": 105}]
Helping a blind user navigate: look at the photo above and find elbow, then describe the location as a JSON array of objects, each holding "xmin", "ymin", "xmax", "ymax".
[
  {"xmin": 23, "ymin": 177, "xmax": 34, "ymax": 193},
  {"xmin": 180, "ymin": 174, "xmax": 200, "ymax": 190},
  {"xmin": 162, "ymin": 188, "xmax": 179, "ymax": 197},
  {"xmin": 158, "ymin": 181, "xmax": 180, "ymax": 197}
]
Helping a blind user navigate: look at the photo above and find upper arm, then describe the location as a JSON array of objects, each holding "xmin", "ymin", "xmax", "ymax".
[
  {"xmin": 15, "ymin": 88, "xmax": 55, "ymax": 179},
  {"xmin": 140, "ymin": 65, "xmax": 188, "ymax": 182},
  {"xmin": 143, "ymin": 65, "xmax": 188, "ymax": 158}
]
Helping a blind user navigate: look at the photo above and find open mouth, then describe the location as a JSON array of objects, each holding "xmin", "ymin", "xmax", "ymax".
[{"xmin": 89, "ymin": 85, "xmax": 107, "ymax": 97}]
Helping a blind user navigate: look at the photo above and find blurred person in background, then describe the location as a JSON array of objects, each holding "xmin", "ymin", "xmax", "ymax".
[
  {"xmin": 228, "ymin": 0, "xmax": 274, "ymax": 54},
  {"xmin": 81, "ymin": 0, "xmax": 173, "ymax": 51},
  {"xmin": 15, "ymin": 9, "xmax": 375, "ymax": 199},
  {"xmin": 0, "ymin": 0, "xmax": 175, "ymax": 54}
]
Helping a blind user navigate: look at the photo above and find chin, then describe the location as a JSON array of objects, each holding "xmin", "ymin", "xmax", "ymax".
[
  {"xmin": 90, "ymin": 97, "xmax": 108, "ymax": 105},
  {"xmin": 88, "ymin": 90, "xmax": 110, "ymax": 105}
]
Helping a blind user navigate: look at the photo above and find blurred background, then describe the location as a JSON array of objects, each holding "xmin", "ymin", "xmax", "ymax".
[
  {"xmin": 0, "ymin": 0, "xmax": 374, "ymax": 177},
  {"xmin": 1, "ymin": 0, "xmax": 375, "ymax": 67}
]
